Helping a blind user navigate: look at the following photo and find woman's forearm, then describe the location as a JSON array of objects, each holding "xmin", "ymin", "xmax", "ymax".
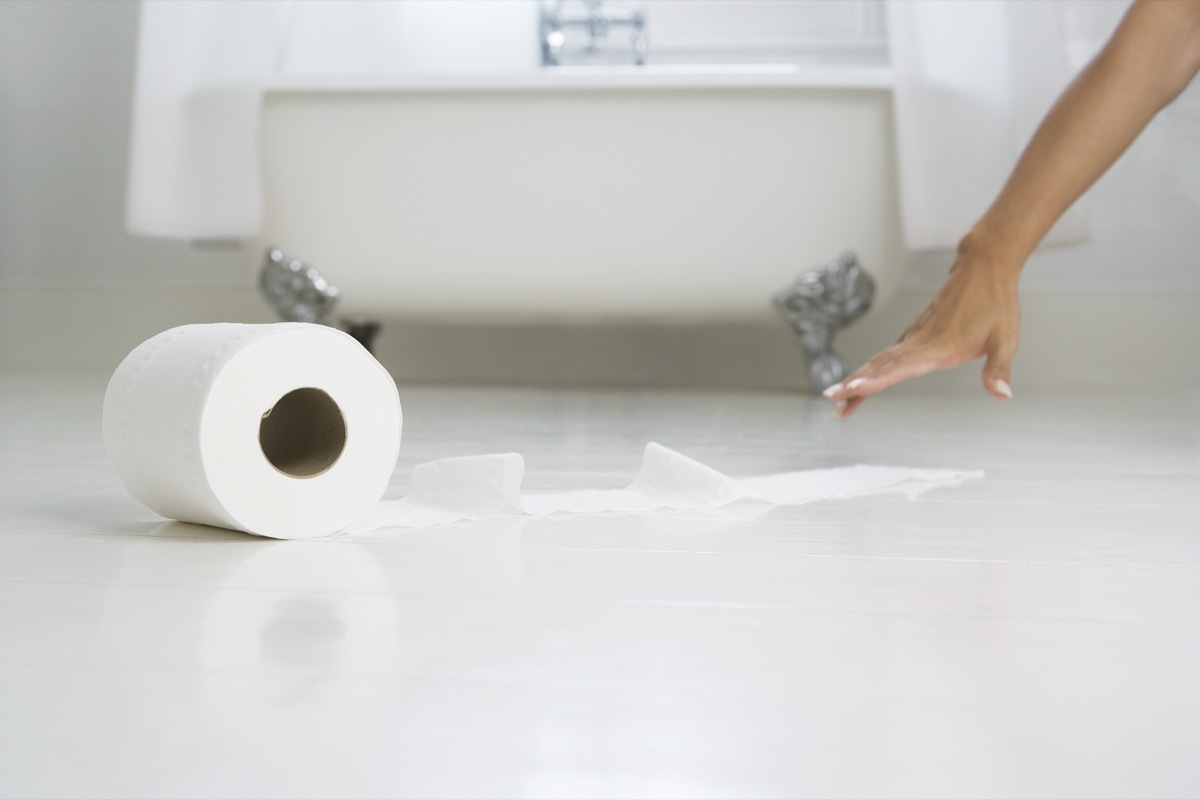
[
  {"xmin": 965, "ymin": 0, "xmax": 1200, "ymax": 274},
  {"xmin": 826, "ymin": 0, "xmax": 1200, "ymax": 416}
]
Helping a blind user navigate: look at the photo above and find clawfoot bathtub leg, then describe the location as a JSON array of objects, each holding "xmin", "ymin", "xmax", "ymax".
[
  {"xmin": 772, "ymin": 252, "xmax": 876, "ymax": 394},
  {"xmin": 258, "ymin": 247, "xmax": 341, "ymax": 324},
  {"xmin": 257, "ymin": 248, "xmax": 384, "ymax": 355}
]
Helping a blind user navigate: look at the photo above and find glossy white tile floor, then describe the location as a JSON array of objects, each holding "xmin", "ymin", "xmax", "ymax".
[{"xmin": 2, "ymin": 372, "xmax": 1200, "ymax": 799}]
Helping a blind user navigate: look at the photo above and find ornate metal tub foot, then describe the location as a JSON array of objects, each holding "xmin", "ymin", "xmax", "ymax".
[
  {"xmin": 258, "ymin": 247, "xmax": 383, "ymax": 354},
  {"xmin": 773, "ymin": 252, "xmax": 875, "ymax": 394}
]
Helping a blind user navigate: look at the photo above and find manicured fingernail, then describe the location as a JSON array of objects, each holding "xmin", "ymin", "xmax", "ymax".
[
  {"xmin": 823, "ymin": 383, "xmax": 844, "ymax": 398},
  {"xmin": 994, "ymin": 379, "xmax": 1013, "ymax": 399},
  {"xmin": 833, "ymin": 400, "xmax": 848, "ymax": 418},
  {"xmin": 847, "ymin": 378, "xmax": 866, "ymax": 391}
]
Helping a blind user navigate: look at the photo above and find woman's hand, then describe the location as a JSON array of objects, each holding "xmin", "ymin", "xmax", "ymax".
[
  {"xmin": 823, "ymin": 248, "xmax": 1021, "ymax": 418},
  {"xmin": 818, "ymin": 1, "xmax": 1200, "ymax": 420}
]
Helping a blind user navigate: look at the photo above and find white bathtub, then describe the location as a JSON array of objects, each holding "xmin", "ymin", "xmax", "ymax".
[{"xmin": 254, "ymin": 65, "xmax": 907, "ymax": 324}]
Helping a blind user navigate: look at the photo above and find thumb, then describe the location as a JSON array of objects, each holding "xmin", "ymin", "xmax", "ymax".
[{"xmin": 981, "ymin": 336, "xmax": 1017, "ymax": 400}]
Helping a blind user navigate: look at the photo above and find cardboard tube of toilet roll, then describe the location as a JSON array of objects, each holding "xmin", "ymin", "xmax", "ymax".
[{"xmin": 103, "ymin": 323, "xmax": 402, "ymax": 539}]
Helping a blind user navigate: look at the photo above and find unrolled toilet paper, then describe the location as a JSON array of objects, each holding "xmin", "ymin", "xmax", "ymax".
[
  {"xmin": 104, "ymin": 323, "xmax": 982, "ymax": 540},
  {"xmin": 347, "ymin": 444, "xmax": 982, "ymax": 534}
]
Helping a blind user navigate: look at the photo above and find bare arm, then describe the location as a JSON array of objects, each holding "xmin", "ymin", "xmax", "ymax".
[{"xmin": 827, "ymin": 0, "xmax": 1200, "ymax": 418}]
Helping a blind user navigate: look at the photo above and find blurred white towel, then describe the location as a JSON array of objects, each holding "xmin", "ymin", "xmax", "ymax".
[
  {"xmin": 125, "ymin": 0, "xmax": 538, "ymax": 241},
  {"xmin": 125, "ymin": 1, "xmax": 280, "ymax": 240},
  {"xmin": 128, "ymin": 0, "xmax": 1089, "ymax": 251},
  {"xmin": 887, "ymin": 0, "xmax": 1090, "ymax": 250}
]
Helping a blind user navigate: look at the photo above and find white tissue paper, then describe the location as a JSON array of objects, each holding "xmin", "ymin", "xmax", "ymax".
[
  {"xmin": 348, "ymin": 446, "xmax": 979, "ymax": 533},
  {"xmin": 104, "ymin": 324, "xmax": 982, "ymax": 540},
  {"xmin": 103, "ymin": 323, "xmax": 402, "ymax": 539}
]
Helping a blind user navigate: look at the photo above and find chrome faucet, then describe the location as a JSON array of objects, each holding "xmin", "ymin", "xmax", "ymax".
[{"xmin": 541, "ymin": 0, "xmax": 647, "ymax": 67}]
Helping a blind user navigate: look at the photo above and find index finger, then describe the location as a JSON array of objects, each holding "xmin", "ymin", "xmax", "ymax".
[
  {"xmin": 825, "ymin": 346, "xmax": 941, "ymax": 401},
  {"xmin": 822, "ymin": 345, "xmax": 904, "ymax": 400}
]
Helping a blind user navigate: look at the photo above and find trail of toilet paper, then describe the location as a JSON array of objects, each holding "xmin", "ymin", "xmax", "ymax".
[{"xmin": 347, "ymin": 442, "xmax": 982, "ymax": 533}]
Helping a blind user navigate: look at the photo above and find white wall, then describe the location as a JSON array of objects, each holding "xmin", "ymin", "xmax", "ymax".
[
  {"xmin": 2, "ymin": 0, "xmax": 1199, "ymax": 393},
  {"xmin": 0, "ymin": 0, "xmax": 247, "ymax": 288},
  {"xmin": 0, "ymin": 0, "xmax": 270, "ymax": 372}
]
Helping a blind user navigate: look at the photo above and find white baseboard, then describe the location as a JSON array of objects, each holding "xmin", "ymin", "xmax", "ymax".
[
  {"xmin": 3, "ymin": 284, "xmax": 1197, "ymax": 393},
  {"xmin": 0, "ymin": 286, "xmax": 275, "ymax": 373}
]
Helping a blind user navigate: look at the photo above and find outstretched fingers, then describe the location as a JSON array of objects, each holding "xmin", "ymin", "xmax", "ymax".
[
  {"xmin": 823, "ymin": 348, "xmax": 901, "ymax": 403},
  {"xmin": 825, "ymin": 345, "xmax": 943, "ymax": 404},
  {"xmin": 823, "ymin": 333, "xmax": 1017, "ymax": 417}
]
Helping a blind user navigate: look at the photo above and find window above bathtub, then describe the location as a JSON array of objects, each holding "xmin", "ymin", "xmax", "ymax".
[
  {"xmin": 543, "ymin": 0, "xmax": 888, "ymax": 69},
  {"xmin": 271, "ymin": 1, "xmax": 888, "ymax": 79}
]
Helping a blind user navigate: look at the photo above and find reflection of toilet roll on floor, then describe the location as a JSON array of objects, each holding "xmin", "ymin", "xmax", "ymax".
[{"xmin": 104, "ymin": 323, "xmax": 982, "ymax": 540}]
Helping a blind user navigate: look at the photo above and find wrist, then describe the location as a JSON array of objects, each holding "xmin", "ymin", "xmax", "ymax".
[{"xmin": 956, "ymin": 226, "xmax": 1026, "ymax": 284}]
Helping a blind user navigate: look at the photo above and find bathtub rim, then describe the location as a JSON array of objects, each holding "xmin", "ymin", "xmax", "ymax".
[{"xmin": 262, "ymin": 64, "xmax": 893, "ymax": 94}]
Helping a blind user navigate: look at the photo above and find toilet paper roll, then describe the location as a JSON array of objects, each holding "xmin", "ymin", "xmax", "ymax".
[{"xmin": 103, "ymin": 323, "xmax": 402, "ymax": 540}]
